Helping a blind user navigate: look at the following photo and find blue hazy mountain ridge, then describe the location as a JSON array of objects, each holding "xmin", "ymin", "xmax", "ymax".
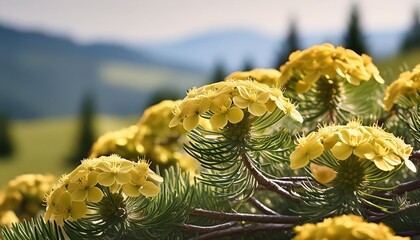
[
  {"xmin": 0, "ymin": 24, "xmax": 205, "ymax": 119},
  {"xmin": 0, "ymin": 24, "xmax": 404, "ymax": 119},
  {"xmin": 140, "ymin": 29, "xmax": 404, "ymax": 72}
]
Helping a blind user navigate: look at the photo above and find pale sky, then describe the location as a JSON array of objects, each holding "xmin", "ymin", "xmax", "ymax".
[{"xmin": 0, "ymin": 0, "xmax": 418, "ymax": 44}]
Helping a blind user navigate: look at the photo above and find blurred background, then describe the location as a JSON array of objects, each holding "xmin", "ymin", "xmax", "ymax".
[{"xmin": 0, "ymin": 0, "xmax": 419, "ymax": 185}]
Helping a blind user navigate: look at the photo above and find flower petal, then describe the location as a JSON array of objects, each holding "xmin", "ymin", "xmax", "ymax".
[
  {"xmin": 210, "ymin": 113, "xmax": 228, "ymax": 129},
  {"xmin": 310, "ymin": 163, "xmax": 337, "ymax": 185},
  {"xmin": 331, "ymin": 142, "xmax": 352, "ymax": 160},
  {"xmin": 183, "ymin": 115, "xmax": 200, "ymax": 131},
  {"xmin": 70, "ymin": 201, "xmax": 87, "ymax": 219},
  {"xmin": 122, "ymin": 184, "xmax": 141, "ymax": 197},
  {"xmin": 139, "ymin": 181, "xmax": 160, "ymax": 197},
  {"xmin": 71, "ymin": 190, "xmax": 88, "ymax": 202},
  {"xmin": 290, "ymin": 147, "xmax": 310, "ymax": 169},
  {"xmin": 87, "ymin": 187, "xmax": 104, "ymax": 203},
  {"xmin": 227, "ymin": 107, "xmax": 244, "ymax": 124},
  {"xmin": 97, "ymin": 172, "xmax": 116, "ymax": 186},
  {"xmin": 248, "ymin": 103, "xmax": 267, "ymax": 116},
  {"xmin": 233, "ymin": 96, "xmax": 249, "ymax": 109}
]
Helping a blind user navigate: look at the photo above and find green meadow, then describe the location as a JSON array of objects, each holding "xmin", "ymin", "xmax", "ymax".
[{"xmin": 0, "ymin": 115, "xmax": 137, "ymax": 186}]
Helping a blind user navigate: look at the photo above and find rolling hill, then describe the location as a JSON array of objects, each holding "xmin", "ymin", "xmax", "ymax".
[{"xmin": 0, "ymin": 24, "xmax": 207, "ymax": 119}]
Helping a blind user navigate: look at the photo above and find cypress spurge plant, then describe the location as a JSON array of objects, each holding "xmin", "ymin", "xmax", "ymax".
[{"xmin": 2, "ymin": 44, "xmax": 420, "ymax": 239}]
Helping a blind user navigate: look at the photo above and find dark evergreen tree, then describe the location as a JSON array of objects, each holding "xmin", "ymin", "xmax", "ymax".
[
  {"xmin": 343, "ymin": 5, "xmax": 368, "ymax": 54},
  {"xmin": 241, "ymin": 59, "xmax": 254, "ymax": 71},
  {"xmin": 147, "ymin": 88, "xmax": 182, "ymax": 107},
  {"xmin": 274, "ymin": 19, "xmax": 300, "ymax": 68},
  {"xmin": 0, "ymin": 112, "xmax": 13, "ymax": 158},
  {"xmin": 68, "ymin": 94, "xmax": 96, "ymax": 167},
  {"xmin": 401, "ymin": 8, "xmax": 420, "ymax": 52},
  {"xmin": 209, "ymin": 62, "xmax": 227, "ymax": 84}
]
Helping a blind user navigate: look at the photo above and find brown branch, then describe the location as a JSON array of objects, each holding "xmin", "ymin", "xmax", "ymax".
[
  {"xmin": 411, "ymin": 150, "xmax": 420, "ymax": 164},
  {"xmin": 247, "ymin": 197, "xmax": 279, "ymax": 215},
  {"xmin": 190, "ymin": 223, "xmax": 294, "ymax": 240},
  {"xmin": 241, "ymin": 153, "xmax": 300, "ymax": 203},
  {"xmin": 190, "ymin": 208, "xmax": 302, "ymax": 224},
  {"xmin": 180, "ymin": 221, "xmax": 237, "ymax": 233},
  {"xmin": 373, "ymin": 179, "xmax": 420, "ymax": 198}
]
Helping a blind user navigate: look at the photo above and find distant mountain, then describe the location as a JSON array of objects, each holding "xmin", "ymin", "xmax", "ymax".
[
  {"xmin": 140, "ymin": 29, "xmax": 404, "ymax": 72},
  {"xmin": 0, "ymin": 24, "xmax": 206, "ymax": 119}
]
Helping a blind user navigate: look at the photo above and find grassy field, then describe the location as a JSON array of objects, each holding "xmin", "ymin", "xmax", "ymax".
[
  {"xmin": 0, "ymin": 115, "xmax": 138, "ymax": 186},
  {"xmin": 376, "ymin": 49, "xmax": 420, "ymax": 83}
]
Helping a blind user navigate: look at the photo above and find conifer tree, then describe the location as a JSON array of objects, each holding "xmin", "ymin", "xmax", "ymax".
[
  {"xmin": 401, "ymin": 8, "xmax": 420, "ymax": 52},
  {"xmin": 0, "ymin": 112, "xmax": 13, "ymax": 157},
  {"xmin": 209, "ymin": 62, "xmax": 227, "ymax": 84},
  {"xmin": 68, "ymin": 94, "xmax": 96, "ymax": 167},
  {"xmin": 241, "ymin": 59, "xmax": 254, "ymax": 71},
  {"xmin": 343, "ymin": 5, "xmax": 368, "ymax": 54},
  {"xmin": 274, "ymin": 19, "xmax": 300, "ymax": 68}
]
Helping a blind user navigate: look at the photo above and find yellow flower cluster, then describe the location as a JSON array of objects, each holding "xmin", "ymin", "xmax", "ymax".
[
  {"xmin": 44, "ymin": 155, "xmax": 163, "ymax": 226},
  {"xmin": 169, "ymin": 80, "xmax": 303, "ymax": 131},
  {"xmin": 290, "ymin": 119, "xmax": 416, "ymax": 173},
  {"xmin": 279, "ymin": 43, "xmax": 384, "ymax": 94},
  {"xmin": 135, "ymin": 100, "xmax": 200, "ymax": 173},
  {"xmin": 0, "ymin": 174, "xmax": 56, "ymax": 225},
  {"xmin": 383, "ymin": 64, "xmax": 420, "ymax": 110},
  {"xmin": 90, "ymin": 100, "xmax": 200, "ymax": 174},
  {"xmin": 90, "ymin": 125, "xmax": 140, "ymax": 159},
  {"xmin": 293, "ymin": 214, "xmax": 409, "ymax": 240},
  {"xmin": 225, "ymin": 68, "xmax": 282, "ymax": 87}
]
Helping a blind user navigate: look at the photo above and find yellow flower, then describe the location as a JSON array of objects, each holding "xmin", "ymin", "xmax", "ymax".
[
  {"xmin": 44, "ymin": 187, "xmax": 87, "ymax": 226},
  {"xmin": 96, "ymin": 156, "xmax": 133, "ymax": 186},
  {"xmin": 209, "ymin": 94, "xmax": 244, "ymax": 129},
  {"xmin": 330, "ymin": 129, "xmax": 372, "ymax": 160},
  {"xmin": 290, "ymin": 132, "xmax": 324, "ymax": 169},
  {"xmin": 383, "ymin": 64, "xmax": 420, "ymax": 110},
  {"xmin": 225, "ymin": 68, "xmax": 282, "ymax": 87},
  {"xmin": 270, "ymin": 88, "xmax": 303, "ymax": 123},
  {"xmin": 279, "ymin": 43, "xmax": 384, "ymax": 94},
  {"xmin": 233, "ymin": 85, "xmax": 270, "ymax": 116},
  {"xmin": 364, "ymin": 142, "xmax": 402, "ymax": 171},
  {"xmin": 122, "ymin": 176, "xmax": 160, "ymax": 198},
  {"xmin": 0, "ymin": 210, "xmax": 19, "ymax": 227},
  {"xmin": 89, "ymin": 125, "xmax": 140, "ymax": 159},
  {"xmin": 67, "ymin": 172, "xmax": 103, "ymax": 202},
  {"xmin": 44, "ymin": 155, "xmax": 163, "ymax": 225},
  {"xmin": 170, "ymin": 80, "xmax": 302, "ymax": 131},
  {"xmin": 293, "ymin": 214, "xmax": 409, "ymax": 240},
  {"xmin": 310, "ymin": 163, "xmax": 337, "ymax": 185},
  {"xmin": 181, "ymin": 97, "xmax": 211, "ymax": 131},
  {"xmin": 290, "ymin": 120, "xmax": 415, "ymax": 173},
  {"xmin": 0, "ymin": 174, "xmax": 56, "ymax": 222}
]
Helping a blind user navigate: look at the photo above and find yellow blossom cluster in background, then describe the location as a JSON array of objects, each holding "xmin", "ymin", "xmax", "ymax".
[
  {"xmin": 44, "ymin": 155, "xmax": 163, "ymax": 226},
  {"xmin": 90, "ymin": 125, "xmax": 140, "ymax": 159},
  {"xmin": 90, "ymin": 100, "xmax": 200, "ymax": 175},
  {"xmin": 169, "ymin": 80, "xmax": 303, "ymax": 131},
  {"xmin": 225, "ymin": 68, "xmax": 282, "ymax": 87},
  {"xmin": 134, "ymin": 100, "xmax": 200, "ymax": 173},
  {"xmin": 279, "ymin": 43, "xmax": 384, "ymax": 94},
  {"xmin": 384, "ymin": 64, "xmax": 420, "ymax": 110},
  {"xmin": 293, "ymin": 214, "xmax": 409, "ymax": 240},
  {"xmin": 290, "ymin": 119, "xmax": 416, "ymax": 173},
  {"xmin": 0, "ymin": 174, "xmax": 56, "ymax": 227}
]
